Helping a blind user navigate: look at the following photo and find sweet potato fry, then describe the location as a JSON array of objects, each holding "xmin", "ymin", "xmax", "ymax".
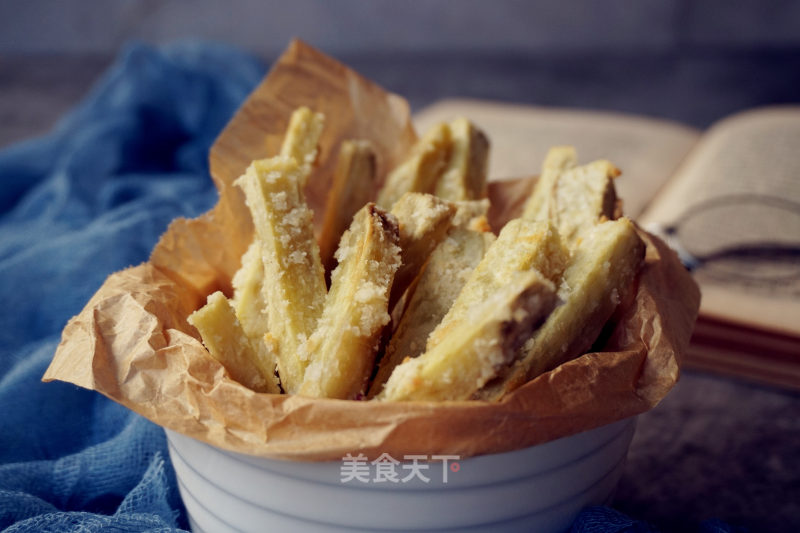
[
  {"xmin": 427, "ymin": 218, "xmax": 568, "ymax": 350},
  {"xmin": 230, "ymin": 241, "xmax": 269, "ymax": 339},
  {"xmin": 368, "ymin": 227, "xmax": 495, "ymax": 398},
  {"xmin": 235, "ymin": 156, "xmax": 326, "ymax": 393},
  {"xmin": 388, "ymin": 192, "xmax": 457, "ymax": 309},
  {"xmin": 523, "ymin": 147, "xmax": 620, "ymax": 245},
  {"xmin": 378, "ymin": 269, "xmax": 557, "ymax": 401},
  {"xmin": 318, "ymin": 140, "xmax": 377, "ymax": 273},
  {"xmin": 299, "ymin": 204, "xmax": 401, "ymax": 399},
  {"xmin": 549, "ymin": 159, "xmax": 620, "ymax": 244},
  {"xmin": 451, "ymin": 198, "xmax": 491, "ymax": 231},
  {"xmin": 434, "ymin": 118, "xmax": 490, "ymax": 201},
  {"xmin": 376, "ymin": 123, "xmax": 451, "ymax": 208},
  {"xmin": 521, "ymin": 145, "xmax": 577, "ymax": 221},
  {"xmin": 477, "ymin": 217, "xmax": 645, "ymax": 400},
  {"xmin": 279, "ymin": 106, "xmax": 325, "ymax": 186},
  {"xmin": 188, "ymin": 291, "xmax": 280, "ymax": 393}
]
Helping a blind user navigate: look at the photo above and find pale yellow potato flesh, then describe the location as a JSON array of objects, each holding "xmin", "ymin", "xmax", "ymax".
[
  {"xmin": 378, "ymin": 269, "xmax": 557, "ymax": 402},
  {"xmin": 368, "ymin": 228, "xmax": 495, "ymax": 398},
  {"xmin": 549, "ymin": 159, "xmax": 620, "ymax": 244},
  {"xmin": 523, "ymin": 147, "xmax": 620, "ymax": 246},
  {"xmin": 521, "ymin": 145, "xmax": 578, "ymax": 221},
  {"xmin": 434, "ymin": 117, "xmax": 490, "ymax": 202},
  {"xmin": 427, "ymin": 218, "xmax": 568, "ymax": 351},
  {"xmin": 299, "ymin": 204, "xmax": 401, "ymax": 399},
  {"xmin": 279, "ymin": 106, "xmax": 325, "ymax": 186},
  {"xmin": 477, "ymin": 217, "xmax": 645, "ymax": 400},
  {"xmin": 231, "ymin": 241, "xmax": 269, "ymax": 339},
  {"xmin": 388, "ymin": 192, "xmax": 457, "ymax": 309},
  {"xmin": 451, "ymin": 198, "xmax": 491, "ymax": 231},
  {"xmin": 188, "ymin": 291, "xmax": 280, "ymax": 393},
  {"xmin": 235, "ymin": 156, "xmax": 327, "ymax": 393},
  {"xmin": 318, "ymin": 140, "xmax": 377, "ymax": 273},
  {"xmin": 376, "ymin": 123, "xmax": 452, "ymax": 209}
]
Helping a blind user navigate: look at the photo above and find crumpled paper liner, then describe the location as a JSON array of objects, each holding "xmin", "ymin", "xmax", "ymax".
[{"xmin": 44, "ymin": 40, "xmax": 701, "ymax": 462}]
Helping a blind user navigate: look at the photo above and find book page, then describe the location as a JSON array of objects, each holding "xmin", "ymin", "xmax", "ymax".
[
  {"xmin": 414, "ymin": 99, "xmax": 700, "ymax": 217},
  {"xmin": 641, "ymin": 107, "xmax": 800, "ymax": 336}
]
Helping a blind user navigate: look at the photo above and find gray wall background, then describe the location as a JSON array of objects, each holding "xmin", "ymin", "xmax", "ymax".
[
  {"xmin": 2, "ymin": 0, "xmax": 800, "ymax": 56},
  {"xmin": 1, "ymin": 0, "xmax": 799, "ymax": 147}
]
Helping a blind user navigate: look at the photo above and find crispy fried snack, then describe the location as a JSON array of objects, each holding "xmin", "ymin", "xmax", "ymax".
[
  {"xmin": 434, "ymin": 118, "xmax": 490, "ymax": 201},
  {"xmin": 279, "ymin": 106, "xmax": 325, "ymax": 185},
  {"xmin": 231, "ymin": 241, "xmax": 269, "ymax": 339},
  {"xmin": 235, "ymin": 156, "xmax": 327, "ymax": 393},
  {"xmin": 228, "ymin": 108, "xmax": 323, "ymax": 349},
  {"xmin": 318, "ymin": 140, "xmax": 377, "ymax": 273},
  {"xmin": 376, "ymin": 123, "xmax": 452, "ymax": 209},
  {"xmin": 477, "ymin": 217, "xmax": 646, "ymax": 400},
  {"xmin": 521, "ymin": 145, "xmax": 577, "ymax": 221},
  {"xmin": 378, "ymin": 270, "xmax": 558, "ymax": 401},
  {"xmin": 451, "ymin": 198, "xmax": 491, "ymax": 232},
  {"xmin": 299, "ymin": 204, "xmax": 401, "ymax": 399},
  {"xmin": 368, "ymin": 228, "xmax": 495, "ymax": 398},
  {"xmin": 427, "ymin": 218, "xmax": 568, "ymax": 350},
  {"xmin": 188, "ymin": 291, "xmax": 280, "ymax": 393},
  {"xmin": 523, "ymin": 147, "xmax": 620, "ymax": 245},
  {"xmin": 388, "ymin": 192, "xmax": 457, "ymax": 309},
  {"xmin": 549, "ymin": 159, "xmax": 620, "ymax": 244}
]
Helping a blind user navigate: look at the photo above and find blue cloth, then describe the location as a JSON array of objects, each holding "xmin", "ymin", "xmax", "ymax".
[
  {"xmin": 571, "ymin": 507, "xmax": 750, "ymax": 533},
  {"xmin": 0, "ymin": 41, "xmax": 264, "ymax": 531},
  {"xmin": 0, "ymin": 41, "xmax": 750, "ymax": 533}
]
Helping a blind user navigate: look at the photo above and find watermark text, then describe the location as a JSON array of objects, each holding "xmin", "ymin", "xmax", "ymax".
[{"xmin": 340, "ymin": 453, "xmax": 460, "ymax": 484}]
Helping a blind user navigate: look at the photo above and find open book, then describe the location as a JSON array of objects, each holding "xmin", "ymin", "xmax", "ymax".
[{"xmin": 415, "ymin": 100, "xmax": 800, "ymax": 390}]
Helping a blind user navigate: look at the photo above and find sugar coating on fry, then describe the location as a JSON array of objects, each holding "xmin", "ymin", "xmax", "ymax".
[
  {"xmin": 434, "ymin": 118, "xmax": 490, "ymax": 202},
  {"xmin": 369, "ymin": 228, "xmax": 495, "ymax": 398},
  {"xmin": 231, "ymin": 240, "xmax": 269, "ymax": 339},
  {"xmin": 478, "ymin": 217, "xmax": 645, "ymax": 400},
  {"xmin": 188, "ymin": 291, "xmax": 280, "ymax": 393},
  {"xmin": 235, "ymin": 156, "xmax": 326, "ymax": 393},
  {"xmin": 279, "ymin": 106, "xmax": 325, "ymax": 184},
  {"xmin": 522, "ymin": 145, "xmax": 578, "ymax": 221},
  {"xmin": 318, "ymin": 140, "xmax": 377, "ymax": 273},
  {"xmin": 388, "ymin": 192, "xmax": 457, "ymax": 308},
  {"xmin": 376, "ymin": 122, "xmax": 452, "ymax": 209},
  {"xmin": 378, "ymin": 270, "xmax": 558, "ymax": 402},
  {"xmin": 299, "ymin": 204, "xmax": 401, "ymax": 399},
  {"xmin": 427, "ymin": 218, "xmax": 568, "ymax": 350}
]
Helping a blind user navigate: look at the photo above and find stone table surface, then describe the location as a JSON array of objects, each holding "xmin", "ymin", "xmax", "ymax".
[{"xmin": 2, "ymin": 51, "xmax": 798, "ymax": 533}]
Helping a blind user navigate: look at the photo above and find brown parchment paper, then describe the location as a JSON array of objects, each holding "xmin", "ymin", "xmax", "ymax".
[{"xmin": 43, "ymin": 40, "xmax": 701, "ymax": 462}]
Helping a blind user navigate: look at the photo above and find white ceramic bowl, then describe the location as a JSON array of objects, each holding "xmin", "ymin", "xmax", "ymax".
[{"xmin": 166, "ymin": 417, "xmax": 635, "ymax": 533}]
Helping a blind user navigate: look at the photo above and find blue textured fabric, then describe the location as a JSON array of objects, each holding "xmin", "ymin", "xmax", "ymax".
[
  {"xmin": 571, "ymin": 506, "xmax": 661, "ymax": 533},
  {"xmin": 571, "ymin": 507, "xmax": 751, "ymax": 532},
  {"xmin": 0, "ymin": 41, "xmax": 264, "ymax": 531}
]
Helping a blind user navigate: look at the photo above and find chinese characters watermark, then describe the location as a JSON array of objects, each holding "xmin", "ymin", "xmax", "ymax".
[{"xmin": 340, "ymin": 453, "xmax": 461, "ymax": 484}]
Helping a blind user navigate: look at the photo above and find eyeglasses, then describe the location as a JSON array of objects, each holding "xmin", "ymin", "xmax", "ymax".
[{"xmin": 645, "ymin": 194, "xmax": 800, "ymax": 287}]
